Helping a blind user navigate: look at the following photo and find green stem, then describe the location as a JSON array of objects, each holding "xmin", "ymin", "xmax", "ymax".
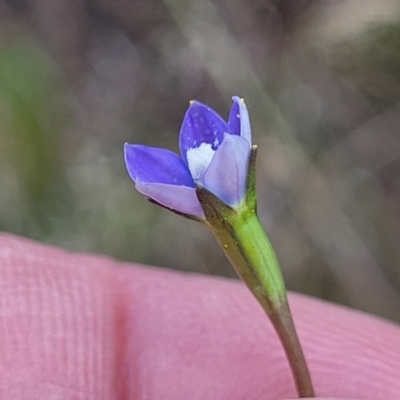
[
  {"xmin": 195, "ymin": 144, "xmax": 314, "ymax": 397},
  {"xmin": 206, "ymin": 208, "xmax": 315, "ymax": 398}
]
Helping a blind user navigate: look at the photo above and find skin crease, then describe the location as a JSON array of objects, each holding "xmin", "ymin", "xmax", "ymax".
[{"xmin": 0, "ymin": 234, "xmax": 400, "ymax": 399}]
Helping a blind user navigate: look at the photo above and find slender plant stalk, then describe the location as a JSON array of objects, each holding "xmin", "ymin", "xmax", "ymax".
[
  {"xmin": 271, "ymin": 301, "xmax": 315, "ymax": 397},
  {"xmin": 196, "ymin": 146, "xmax": 315, "ymax": 397},
  {"xmin": 207, "ymin": 210, "xmax": 314, "ymax": 397}
]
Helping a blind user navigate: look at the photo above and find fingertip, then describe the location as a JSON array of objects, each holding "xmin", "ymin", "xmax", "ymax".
[{"xmin": 1, "ymin": 234, "xmax": 400, "ymax": 399}]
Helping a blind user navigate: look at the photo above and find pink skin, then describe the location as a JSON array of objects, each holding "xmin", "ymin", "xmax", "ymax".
[{"xmin": 0, "ymin": 234, "xmax": 399, "ymax": 399}]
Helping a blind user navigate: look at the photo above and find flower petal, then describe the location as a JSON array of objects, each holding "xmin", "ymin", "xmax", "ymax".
[
  {"xmin": 136, "ymin": 182, "xmax": 205, "ymax": 218},
  {"xmin": 124, "ymin": 143, "xmax": 194, "ymax": 187},
  {"xmin": 228, "ymin": 96, "xmax": 252, "ymax": 146},
  {"xmin": 202, "ymin": 135, "xmax": 251, "ymax": 206},
  {"xmin": 179, "ymin": 101, "xmax": 228, "ymax": 163}
]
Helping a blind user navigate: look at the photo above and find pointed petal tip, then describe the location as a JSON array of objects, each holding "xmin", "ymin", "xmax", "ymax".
[
  {"xmin": 124, "ymin": 142, "xmax": 140, "ymax": 159},
  {"xmin": 186, "ymin": 99, "xmax": 204, "ymax": 109},
  {"xmin": 123, "ymin": 142, "xmax": 131, "ymax": 153},
  {"xmin": 124, "ymin": 142, "xmax": 137, "ymax": 150},
  {"xmin": 228, "ymin": 96, "xmax": 252, "ymax": 146},
  {"xmin": 231, "ymin": 95, "xmax": 244, "ymax": 103}
]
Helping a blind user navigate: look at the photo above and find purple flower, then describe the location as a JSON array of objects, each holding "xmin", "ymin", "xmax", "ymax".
[{"xmin": 124, "ymin": 96, "xmax": 252, "ymax": 219}]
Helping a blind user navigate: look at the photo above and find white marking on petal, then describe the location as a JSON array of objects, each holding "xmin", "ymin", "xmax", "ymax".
[{"xmin": 186, "ymin": 143, "xmax": 216, "ymax": 184}]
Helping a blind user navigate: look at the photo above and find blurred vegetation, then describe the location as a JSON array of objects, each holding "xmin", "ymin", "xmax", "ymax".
[{"xmin": 1, "ymin": 0, "xmax": 400, "ymax": 321}]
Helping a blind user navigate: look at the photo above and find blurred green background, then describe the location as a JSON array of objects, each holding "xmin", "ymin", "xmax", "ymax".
[{"xmin": 1, "ymin": 0, "xmax": 400, "ymax": 321}]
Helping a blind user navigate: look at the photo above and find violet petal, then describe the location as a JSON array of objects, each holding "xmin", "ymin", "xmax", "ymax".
[
  {"xmin": 124, "ymin": 143, "xmax": 195, "ymax": 187},
  {"xmin": 179, "ymin": 101, "xmax": 228, "ymax": 163},
  {"xmin": 228, "ymin": 96, "xmax": 252, "ymax": 146},
  {"xmin": 136, "ymin": 182, "xmax": 204, "ymax": 218},
  {"xmin": 203, "ymin": 135, "xmax": 251, "ymax": 206}
]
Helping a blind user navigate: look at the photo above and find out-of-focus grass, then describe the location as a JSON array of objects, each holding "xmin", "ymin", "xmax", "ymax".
[{"xmin": 0, "ymin": 43, "xmax": 70, "ymax": 236}]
